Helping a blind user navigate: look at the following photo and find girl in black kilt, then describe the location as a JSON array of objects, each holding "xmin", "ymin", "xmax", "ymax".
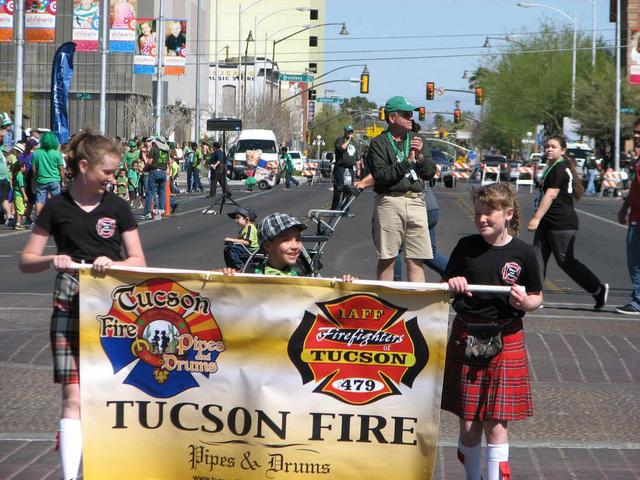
[
  {"xmin": 20, "ymin": 131, "xmax": 146, "ymax": 480},
  {"xmin": 443, "ymin": 183, "xmax": 543, "ymax": 480}
]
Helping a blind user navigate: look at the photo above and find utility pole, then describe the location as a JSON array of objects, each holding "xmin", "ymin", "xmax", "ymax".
[
  {"xmin": 99, "ymin": 0, "xmax": 109, "ymax": 134},
  {"xmin": 614, "ymin": 0, "xmax": 621, "ymax": 171},
  {"xmin": 13, "ymin": 0, "xmax": 25, "ymax": 142},
  {"xmin": 154, "ymin": 0, "xmax": 165, "ymax": 136},
  {"xmin": 194, "ymin": 0, "xmax": 201, "ymax": 142}
]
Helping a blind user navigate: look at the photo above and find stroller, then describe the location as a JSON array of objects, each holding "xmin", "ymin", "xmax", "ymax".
[{"xmin": 240, "ymin": 186, "xmax": 361, "ymax": 277}]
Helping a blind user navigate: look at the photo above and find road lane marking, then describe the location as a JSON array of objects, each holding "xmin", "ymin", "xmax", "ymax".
[{"xmin": 575, "ymin": 208, "xmax": 626, "ymax": 229}]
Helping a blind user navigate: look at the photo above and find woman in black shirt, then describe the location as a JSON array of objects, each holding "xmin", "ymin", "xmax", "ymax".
[
  {"xmin": 19, "ymin": 131, "xmax": 146, "ymax": 480},
  {"xmin": 527, "ymin": 135, "xmax": 608, "ymax": 309}
]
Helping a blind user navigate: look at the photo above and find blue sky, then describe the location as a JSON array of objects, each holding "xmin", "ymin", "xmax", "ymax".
[{"xmin": 322, "ymin": 0, "xmax": 616, "ymax": 112}]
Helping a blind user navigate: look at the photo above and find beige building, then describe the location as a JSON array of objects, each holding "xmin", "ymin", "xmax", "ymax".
[{"xmin": 206, "ymin": 0, "xmax": 328, "ymax": 145}]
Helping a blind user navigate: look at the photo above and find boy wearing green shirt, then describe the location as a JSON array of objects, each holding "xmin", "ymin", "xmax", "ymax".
[
  {"xmin": 12, "ymin": 161, "xmax": 27, "ymax": 230},
  {"xmin": 254, "ymin": 212, "xmax": 307, "ymax": 276}
]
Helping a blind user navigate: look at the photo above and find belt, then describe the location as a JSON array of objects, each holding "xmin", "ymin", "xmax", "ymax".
[{"xmin": 386, "ymin": 191, "xmax": 423, "ymax": 199}]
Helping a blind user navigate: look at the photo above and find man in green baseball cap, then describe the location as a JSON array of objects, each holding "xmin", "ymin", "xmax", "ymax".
[
  {"xmin": 0, "ymin": 112, "xmax": 14, "ymax": 150},
  {"xmin": 332, "ymin": 125, "xmax": 358, "ymax": 210},
  {"xmin": 366, "ymin": 95, "xmax": 436, "ymax": 283}
]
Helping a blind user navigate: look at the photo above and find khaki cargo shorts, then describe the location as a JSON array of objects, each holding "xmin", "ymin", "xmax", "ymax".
[{"xmin": 372, "ymin": 192, "xmax": 432, "ymax": 260}]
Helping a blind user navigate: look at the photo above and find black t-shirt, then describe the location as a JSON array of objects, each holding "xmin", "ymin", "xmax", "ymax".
[
  {"xmin": 444, "ymin": 235, "xmax": 543, "ymax": 320},
  {"xmin": 334, "ymin": 136, "xmax": 358, "ymax": 168},
  {"xmin": 208, "ymin": 149, "xmax": 224, "ymax": 172},
  {"xmin": 539, "ymin": 160, "xmax": 579, "ymax": 230},
  {"xmin": 36, "ymin": 191, "xmax": 138, "ymax": 263}
]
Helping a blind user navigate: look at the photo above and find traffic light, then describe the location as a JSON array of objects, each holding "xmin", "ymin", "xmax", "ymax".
[
  {"xmin": 360, "ymin": 72, "xmax": 369, "ymax": 94},
  {"xmin": 475, "ymin": 87, "xmax": 484, "ymax": 105},
  {"xmin": 453, "ymin": 108, "xmax": 461, "ymax": 124},
  {"xmin": 418, "ymin": 106, "xmax": 426, "ymax": 121},
  {"xmin": 426, "ymin": 82, "xmax": 435, "ymax": 101},
  {"xmin": 308, "ymin": 89, "xmax": 316, "ymax": 101},
  {"xmin": 378, "ymin": 107, "xmax": 385, "ymax": 121}
]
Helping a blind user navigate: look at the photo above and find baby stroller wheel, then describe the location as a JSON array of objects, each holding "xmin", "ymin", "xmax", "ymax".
[{"xmin": 258, "ymin": 180, "xmax": 271, "ymax": 190}]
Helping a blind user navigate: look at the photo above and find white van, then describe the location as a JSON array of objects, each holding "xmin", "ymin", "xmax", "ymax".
[
  {"xmin": 566, "ymin": 142, "xmax": 593, "ymax": 170},
  {"xmin": 231, "ymin": 129, "xmax": 278, "ymax": 179}
]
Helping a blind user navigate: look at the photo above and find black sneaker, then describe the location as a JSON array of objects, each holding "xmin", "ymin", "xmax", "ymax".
[
  {"xmin": 593, "ymin": 283, "xmax": 609, "ymax": 310},
  {"xmin": 615, "ymin": 304, "xmax": 640, "ymax": 316}
]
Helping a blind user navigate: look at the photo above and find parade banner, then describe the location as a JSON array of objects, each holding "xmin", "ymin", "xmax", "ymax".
[
  {"xmin": 72, "ymin": 0, "xmax": 99, "ymax": 52},
  {"xmin": 25, "ymin": 0, "xmax": 57, "ymax": 43},
  {"xmin": 50, "ymin": 41, "xmax": 75, "ymax": 144},
  {"xmin": 79, "ymin": 269, "xmax": 449, "ymax": 480},
  {"xmin": 0, "ymin": 0, "xmax": 14, "ymax": 42},
  {"xmin": 133, "ymin": 17, "xmax": 156, "ymax": 74},
  {"xmin": 109, "ymin": 0, "xmax": 136, "ymax": 53},
  {"xmin": 163, "ymin": 18, "xmax": 186, "ymax": 75}
]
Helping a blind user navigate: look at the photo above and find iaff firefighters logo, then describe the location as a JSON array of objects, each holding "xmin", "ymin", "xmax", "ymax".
[
  {"xmin": 501, "ymin": 261, "xmax": 522, "ymax": 285},
  {"xmin": 97, "ymin": 278, "xmax": 225, "ymax": 398},
  {"xmin": 288, "ymin": 294, "xmax": 429, "ymax": 405}
]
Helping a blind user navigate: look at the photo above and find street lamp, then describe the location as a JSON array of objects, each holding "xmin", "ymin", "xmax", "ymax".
[
  {"xmin": 585, "ymin": 0, "xmax": 596, "ymax": 67},
  {"xmin": 517, "ymin": 2, "xmax": 577, "ymax": 114},
  {"xmin": 253, "ymin": 7, "xmax": 310, "ymax": 112},
  {"xmin": 242, "ymin": 30, "xmax": 254, "ymax": 117},
  {"xmin": 271, "ymin": 22, "xmax": 348, "ymax": 102},
  {"xmin": 482, "ymin": 35, "xmax": 523, "ymax": 48},
  {"xmin": 238, "ymin": 0, "xmax": 264, "ymax": 116}
]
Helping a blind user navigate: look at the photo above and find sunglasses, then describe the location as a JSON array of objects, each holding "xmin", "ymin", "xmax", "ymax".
[{"xmin": 392, "ymin": 111, "xmax": 413, "ymax": 119}]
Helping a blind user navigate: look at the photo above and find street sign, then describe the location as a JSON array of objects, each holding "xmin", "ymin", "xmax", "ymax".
[
  {"xmin": 74, "ymin": 93, "xmax": 93, "ymax": 100},
  {"xmin": 621, "ymin": 107, "xmax": 636, "ymax": 114},
  {"xmin": 278, "ymin": 73, "xmax": 314, "ymax": 83},
  {"xmin": 316, "ymin": 96, "xmax": 343, "ymax": 104}
]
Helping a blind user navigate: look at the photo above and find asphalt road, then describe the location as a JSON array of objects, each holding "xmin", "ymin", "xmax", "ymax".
[{"xmin": 1, "ymin": 176, "xmax": 639, "ymax": 479}]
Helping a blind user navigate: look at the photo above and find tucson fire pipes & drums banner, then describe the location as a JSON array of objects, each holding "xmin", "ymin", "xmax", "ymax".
[{"xmin": 80, "ymin": 269, "xmax": 449, "ymax": 479}]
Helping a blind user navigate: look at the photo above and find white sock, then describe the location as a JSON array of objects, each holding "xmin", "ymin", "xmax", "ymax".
[
  {"xmin": 59, "ymin": 418, "xmax": 82, "ymax": 480},
  {"xmin": 457, "ymin": 439, "xmax": 482, "ymax": 480},
  {"xmin": 487, "ymin": 443, "xmax": 510, "ymax": 480}
]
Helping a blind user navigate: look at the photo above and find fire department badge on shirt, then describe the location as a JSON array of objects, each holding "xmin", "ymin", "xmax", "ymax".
[
  {"xmin": 501, "ymin": 261, "xmax": 522, "ymax": 285},
  {"xmin": 96, "ymin": 217, "xmax": 117, "ymax": 238},
  {"xmin": 288, "ymin": 293, "xmax": 429, "ymax": 405}
]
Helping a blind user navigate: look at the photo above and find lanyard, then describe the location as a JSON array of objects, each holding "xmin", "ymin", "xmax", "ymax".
[
  {"xmin": 541, "ymin": 159, "xmax": 564, "ymax": 185},
  {"xmin": 386, "ymin": 131, "xmax": 411, "ymax": 162}
]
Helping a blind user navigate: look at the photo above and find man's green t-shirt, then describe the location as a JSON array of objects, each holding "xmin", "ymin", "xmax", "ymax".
[
  {"xmin": 124, "ymin": 150, "xmax": 140, "ymax": 169},
  {"xmin": 240, "ymin": 224, "xmax": 259, "ymax": 251},
  {"xmin": 0, "ymin": 153, "xmax": 9, "ymax": 181},
  {"xmin": 283, "ymin": 153, "xmax": 294, "ymax": 173},
  {"xmin": 150, "ymin": 147, "xmax": 169, "ymax": 169},
  {"xmin": 32, "ymin": 149, "xmax": 64, "ymax": 184}
]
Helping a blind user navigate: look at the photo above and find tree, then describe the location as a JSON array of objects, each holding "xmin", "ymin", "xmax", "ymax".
[
  {"xmin": 475, "ymin": 21, "xmax": 597, "ymax": 151},
  {"xmin": 125, "ymin": 96, "xmax": 155, "ymax": 138},
  {"xmin": 308, "ymin": 104, "xmax": 352, "ymax": 158},
  {"xmin": 340, "ymin": 96, "xmax": 377, "ymax": 130}
]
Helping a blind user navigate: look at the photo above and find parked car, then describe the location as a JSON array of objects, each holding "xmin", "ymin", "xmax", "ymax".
[
  {"xmin": 430, "ymin": 149, "xmax": 454, "ymax": 187},
  {"xmin": 231, "ymin": 129, "xmax": 278, "ymax": 179},
  {"xmin": 318, "ymin": 151, "xmax": 334, "ymax": 178},
  {"xmin": 288, "ymin": 150, "xmax": 306, "ymax": 172}
]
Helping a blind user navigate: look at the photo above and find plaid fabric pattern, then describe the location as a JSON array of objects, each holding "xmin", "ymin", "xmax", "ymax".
[
  {"xmin": 50, "ymin": 272, "xmax": 80, "ymax": 384},
  {"xmin": 258, "ymin": 212, "xmax": 307, "ymax": 243},
  {"xmin": 441, "ymin": 315, "xmax": 533, "ymax": 421}
]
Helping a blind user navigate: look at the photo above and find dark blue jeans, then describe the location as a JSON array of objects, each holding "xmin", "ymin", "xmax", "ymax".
[
  {"xmin": 185, "ymin": 163, "xmax": 194, "ymax": 192},
  {"xmin": 394, "ymin": 208, "xmax": 449, "ymax": 280},
  {"xmin": 627, "ymin": 223, "xmax": 640, "ymax": 310},
  {"xmin": 224, "ymin": 244, "xmax": 251, "ymax": 270},
  {"xmin": 285, "ymin": 170, "xmax": 299, "ymax": 188},
  {"xmin": 144, "ymin": 168, "xmax": 166, "ymax": 215}
]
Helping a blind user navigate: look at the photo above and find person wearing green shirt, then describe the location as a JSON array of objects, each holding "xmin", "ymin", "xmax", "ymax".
[
  {"xmin": 32, "ymin": 132, "xmax": 65, "ymax": 216},
  {"xmin": 123, "ymin": 141, "xmax": 140, "ymax": 171},
  {"xmin": 223, "ymin": 206, "xmax": 259, "ymax": 270},
  {"xmin": 12, "ymin": 161, "xmax": 27, "ymax": 230},
  {"xmin": 0, "ymin": 147, "xmax": 12, "ymax": 224},
  {"xmin": 191, "ymin": 143, "xmax": 204, "ymax": 193},
  {"xmin": 281, "ymin": 146, "xmax": 299, "ymax": 190}
]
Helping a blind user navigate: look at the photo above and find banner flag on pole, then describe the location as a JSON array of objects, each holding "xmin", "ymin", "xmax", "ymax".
[
  {"xmin": 80, "ymin": 269, "xmax": 449, "ymax": 480},
  {"xmin": 133, "ymin": 17, "xmax": 156, "ymax": 74},
  {"xmin": 0, "ymin": 0, "xmax": 14, "ymax": 42},
  {"xmin": 162, "ymin": 19, "xmax": 186, "ymax": 75},
  {"xmin": 71, "ymin": 0, "xmax": 98, "ymax": 51},
  {"xmin": 25, "ymin": 0, "xmax": 57, "ymax": 43},
  {"xmin": 50, "ymin": 41, "xmax": 75, "ymax": 144},
  {"xmin": 109, "ymin": 0, "xmax": 136, "ymax": 53}
]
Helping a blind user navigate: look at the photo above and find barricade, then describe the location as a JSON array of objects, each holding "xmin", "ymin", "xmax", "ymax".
[
  {"xmin": 480, "ymin": 164, "xmax": 501, "ymax": 186},
  {"xmin": 301, "ymin": 162, "xmax": 318, "ymax": 184},
  {"xmin": 600, "ymin": 169, "xmax": 625, "ymax": 197},
  {"xmin": 452, "ymin": 162, "xmax": 472, "ymax": 188},
  {"xmin": 515, "ymin": 166, "xmax": 535, "ymax": 192}
]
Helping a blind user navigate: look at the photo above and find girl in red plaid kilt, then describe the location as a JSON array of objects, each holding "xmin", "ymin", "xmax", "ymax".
[
  {"xmin": 442, "ymin": 183, "xmax": 543, "ymax": 480},
  {"xmin": 20, "ymin": 131, "xmax": 146, "ymax": 480}
]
